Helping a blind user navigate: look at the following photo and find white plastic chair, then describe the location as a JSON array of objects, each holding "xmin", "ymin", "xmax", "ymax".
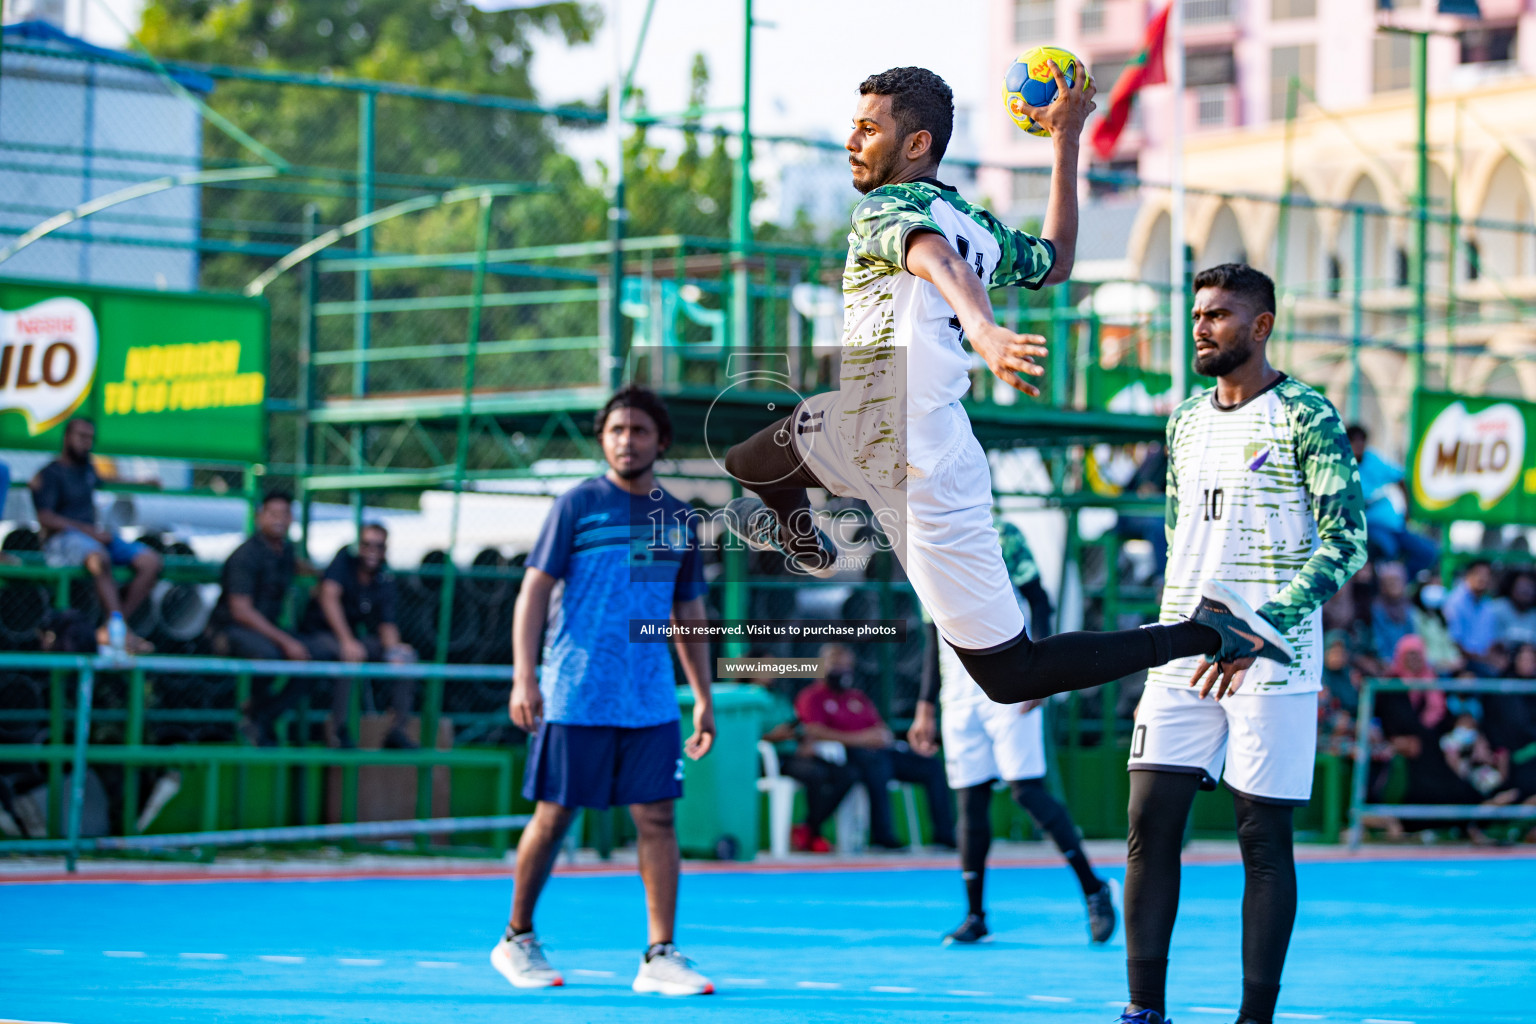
[{"xmin": 756, "ymin": 740, "xmax": 800, "ymax": 858}]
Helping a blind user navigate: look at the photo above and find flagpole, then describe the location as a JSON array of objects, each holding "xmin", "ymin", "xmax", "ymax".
[{"xmin": 1168, "ymin": 0, "xmax": 1187, "ymax": 402}]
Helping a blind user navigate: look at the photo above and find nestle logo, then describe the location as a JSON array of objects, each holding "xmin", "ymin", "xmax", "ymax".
[{"xmin": 15, "ymin": 316, "xmax": 75, "ymax": 335}]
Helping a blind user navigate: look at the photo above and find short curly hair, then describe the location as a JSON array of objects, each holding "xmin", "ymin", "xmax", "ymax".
[
  {"xmin": 859, "ymin": 67, "xmax": 954, "ymax": 163},
  {"xmin": 1193, "ymin": 263, "xmax": 1276, "ymax": 316},
  {"xmin": 595, "ymin": 384, "xmax": 673, "ymax": 448}
]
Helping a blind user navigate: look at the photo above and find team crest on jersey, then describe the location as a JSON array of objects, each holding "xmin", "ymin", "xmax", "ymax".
[{"xmin": 1244, "ymin": 441, "xmax": 1272, "ymax": 471}]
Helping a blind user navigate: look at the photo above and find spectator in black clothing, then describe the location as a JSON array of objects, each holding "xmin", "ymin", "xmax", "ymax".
[
  {"xmin": 209, "ymin": 492, "xmax": 327, "ymax": 746},
  {"xmin": 298, "ymin": 523, "xmax": 418, "ymax": 749},
  {"xmin": 29, "ymin": 418, "xmax": 160, "ymax": 651},
  {"xmin": 1375, "ymin": 636, "xmax": 1483, "ymax": 832}
]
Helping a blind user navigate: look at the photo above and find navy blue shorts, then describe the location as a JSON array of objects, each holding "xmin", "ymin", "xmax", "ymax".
[{"xmin": 522, "ymin": 720, "xmax": 684, "ymax": 809}]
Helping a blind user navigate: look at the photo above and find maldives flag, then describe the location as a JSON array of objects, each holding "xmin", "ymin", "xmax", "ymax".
[{"xmin": 1090, "ymin": 1, "xmax": 1173, "ymax": 161}]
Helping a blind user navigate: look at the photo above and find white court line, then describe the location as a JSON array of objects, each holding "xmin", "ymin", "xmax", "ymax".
[
  {"xmin": 1028, "ymin": 995, "xmax": 1072, "ymax": 1003},
  {"xmin": 258, "ymin": 955, "xmax": 304, "ymax": 964},
  {"xmin": 102, "ymin": 951, "xmax": 145, "ymax": 958},
  {"xmin": 722, "ymin": 978, "xmax": 767, "ymax": 985},
  {"xmin": 25, "ymin": 950, "xmax": 63, "ymax": 955},
  {"xmin": 569, "ymin": 969, "xmax": 616, "ymax": 977},
  {"xmin": 338, "ymin": 958, "xmax": 383, "ymax": 966},
  {"xmin": 871, "ymin": 986, "xmax": 916, "ymax": 993},
  {"xmin": 796, "ymin": 981, "xmax": 841, "ymax": 989},
  {"xmin": 947, "ymin": 990, "xmax": 992, "ymax": 997},
  {"xmin": 415, "ymin": 961, "xmax": 459, "ymax": 969},
  {"xmin": 179, "ymin": 953, "xmax": 228, "ymax": 961}
]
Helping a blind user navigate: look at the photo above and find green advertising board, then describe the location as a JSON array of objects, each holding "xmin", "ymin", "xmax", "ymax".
[
  {"xmin": 1409, "ymin": 391, "xmax": 1536, "ymax": 525},
  {"xmin": 0, "ymin": 277, "xmax": 269, "ymax": 462}
]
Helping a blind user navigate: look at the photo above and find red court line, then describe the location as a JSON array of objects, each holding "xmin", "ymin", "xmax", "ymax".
[{"xmin": 3, "ymin": 843, "xmax": 1533, "ymax": 884}]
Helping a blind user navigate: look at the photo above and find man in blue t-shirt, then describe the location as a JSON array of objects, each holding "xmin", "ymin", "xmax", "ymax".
[
  {"xmin": 1347, "ymin": 424, "xmax": 1438, "ymax": 578},
  {"xmin": 492, "ymin": 386, "xmax": 716, "ymax": 998}
]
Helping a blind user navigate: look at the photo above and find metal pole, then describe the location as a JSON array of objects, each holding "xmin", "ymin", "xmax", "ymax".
[
  {"xmin": 1274, "ymin": 75, "xmax": 1299, "ymax": 368},
  {"xmin": 1168, "ymin": 0, "xmax": 1187, "ymax": 402},
  {"xmin": 606, "ymin": 0, "xmax": 626, "ymax": 391},
  {"xmin": 352, "ymin": 91, "xmax": 376, "ymax": 535},
  {"xmin": 65, "ymin": 666, "xmax": 96, "ymax": 873},
  {"xmin": 731, "ymin": 0, "xmax": 754, "ymax": 355},
  {"xmin": 1346, "ymin": 677, "xmax": 1376, "ymax": 850},
  {"xmin": 1349, "ymin": 207, "xmax": 1364, "ymax": 423},
  {"xmin": 434, "ymin": 194, "xmax": 495, "ymax": 664},
  {"xmin": 298, "ymin": 204, "xmax": 320, "ymax": 554},
  {"xmin": 1411, "ymin": 29, "xmax": 1429, "ymax": 396}
]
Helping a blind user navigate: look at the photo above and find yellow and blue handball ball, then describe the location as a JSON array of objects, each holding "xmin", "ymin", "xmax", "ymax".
[{"xmin": 1003, "ymin": 45, "xmax": 1090, "ymax": 137}]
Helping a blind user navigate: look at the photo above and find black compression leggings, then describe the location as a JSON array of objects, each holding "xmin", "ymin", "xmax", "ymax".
[
  {"xmin": 951, "ymin": 622, "xmax": 1217, "ymax": 706},
  {"xmin": 723, "ymin": 412, "xmax": 822, "ymax": 539},
  {"xmin": 958, "ymin": 779, "xmax": 1100, "ymax": 914},
  {"xmin": 1124, "ymin": 770, "xmax": 1298, "ymax": 1023}
]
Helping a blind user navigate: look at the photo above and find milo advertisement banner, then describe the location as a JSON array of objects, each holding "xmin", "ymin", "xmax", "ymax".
[
  {"xmin": 0, "ymin": 278, "xmax": 268, "ymax": 462},
  {"xmin": 1409, "ymin": 391, "xmax": 1536, "ymax": 525}
]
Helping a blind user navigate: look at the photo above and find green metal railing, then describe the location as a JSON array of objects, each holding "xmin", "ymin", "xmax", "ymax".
[
  {"xmin": 1348, "ymin": 677, "xmax": 1536, "ymax": 849},
  {"xmin": 0, "ymin": 653, "xmax": 523, "ymax": 871}
]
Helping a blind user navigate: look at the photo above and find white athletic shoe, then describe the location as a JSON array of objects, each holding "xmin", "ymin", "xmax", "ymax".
[
  {"xmin": 631, "ymin": 944, "xmax": 714, "ymax": 996},
  {"xmin": 490, "ymin": 933, "xmax": 563, "ymax": 989}
]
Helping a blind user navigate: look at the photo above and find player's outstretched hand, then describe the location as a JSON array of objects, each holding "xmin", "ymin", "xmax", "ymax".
[
  {"xmin": 1014, "ymin": 59, "xmax": 1097, "ymax": 142},
  {"xmin": 509, "ymin": 673, "xmax": 543, "ymax": 732},
  {"xmin": 968, "ymin": 322, "xmax": 1049, "ymax": 397},
  {"xmin": 686, "ymin": 701, "xmax": 716, "ymax": 760},
  {"xmin": 908, "ymin": 700, "xmax": 939, "ymax": 756},
  {"xmin": 1187, "ymin": 656, "xmax": 1254, "ymax": 700}
]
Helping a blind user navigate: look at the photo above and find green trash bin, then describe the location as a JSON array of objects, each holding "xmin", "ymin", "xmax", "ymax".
[{"xmin": 675, "ymin": 683, "xmax": 770, "ymax": 861}]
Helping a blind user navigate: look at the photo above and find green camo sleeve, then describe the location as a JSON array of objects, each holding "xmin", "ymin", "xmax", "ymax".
[
  {"xmin": 849, "ymin": 185, "xmax": 943, "ymax": 272},
  {"xmin": 1258, "ymin": 383, "xmax": 1369, "ymax": 634}
]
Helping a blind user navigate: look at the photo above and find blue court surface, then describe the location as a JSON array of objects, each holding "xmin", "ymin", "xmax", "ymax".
[{"xmin": 2, "ymin": 852, "xmax": 1533, "ymax": 1024}]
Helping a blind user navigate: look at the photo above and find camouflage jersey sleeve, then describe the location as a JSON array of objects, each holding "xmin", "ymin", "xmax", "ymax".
[
  {"xmin": 976, "ymin": 208, "xmax": 1056, "ymax": 290},
  {"xmin": 1258, "ymin": 381, "xmax": 1368, "ymax": 634},
  {"xmin": 849, "ymin": 184, "xmax": 944, "ymax": 272}
]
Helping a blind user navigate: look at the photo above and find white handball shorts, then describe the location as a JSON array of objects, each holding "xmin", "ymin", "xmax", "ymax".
[
  {"xmin": 940, "ymin": 697, "xmax": 1047, "ymax": 790},
  {"xmin": 792, "ymin": 393, "xmax": 1024, "ymax": 651},
  {"xmin": 1128, "ymin": 683, "xmax": 1318, "ymax": 804}
]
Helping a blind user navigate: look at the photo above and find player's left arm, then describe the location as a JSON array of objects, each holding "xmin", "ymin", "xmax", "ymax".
[{"xmin": 1256, "ymin": 394, "xmax": 1369, "ymax": 635}]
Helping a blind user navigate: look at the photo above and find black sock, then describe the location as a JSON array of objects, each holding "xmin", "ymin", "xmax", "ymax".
[
  {"xmin": 963, "ymin": 871, "xmax": 985, "ymax": 917},
  {"xmin": 1240, "ymin": 980, "xmax": 1281, "ymax": 1023},
  {"xmin": 1126, "ymin": 956, "xmax": 1168, "ymax": 1016},
  {"xmin": 644, "ymin": 941, "xmax": 673, "ymax": 961},
  {"xmin": 1064, "ymin": 849, "xmax": 1104, "ymax": 897},
  {"xmin": 505, "ymin": 925, "xmax": 532, "ymax": 942},
  {"xmin": 958, "ymin": 783, "xmax": 992, "ymax": 916}
]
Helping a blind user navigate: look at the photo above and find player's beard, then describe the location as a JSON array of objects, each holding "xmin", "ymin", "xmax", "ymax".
[
  {"xmin": 1193, "ymin": 331, "xmax": 1258, "ymax": 378},
  {"xmin": 850, "ymin": 150, "xmax": 898, "ymax": 195},
  {"xmin": 612, "ymin": 455, "xmax": 655, "ymax": 481}
]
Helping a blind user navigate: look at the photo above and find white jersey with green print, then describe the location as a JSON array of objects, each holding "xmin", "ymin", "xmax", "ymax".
[
  {"xmin": 1145, "ymin": 375, "xmax": 1368, "ymax": 696},
  {"xmin": 834, "ymin": 179, "xmax": 1055, "ymax": 487}
]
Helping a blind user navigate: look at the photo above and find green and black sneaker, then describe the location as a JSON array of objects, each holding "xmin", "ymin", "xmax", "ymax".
[{"xmin": 1190, "ymin": 580, "xmax": 1295, "ymax": 666}]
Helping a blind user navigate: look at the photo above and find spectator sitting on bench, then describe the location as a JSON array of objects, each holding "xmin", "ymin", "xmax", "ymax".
[
  {"xmin": 757, "ymin": 676, "xmax": 855, "ymax": 853},
  {"xmin": 30, "ymin": 418, "xmax": 160, "ymax": 653},
  {"xmin": 298, "ymin": 522, "xmax": 419, "ymax": 749},
  {"xmin": 208, "ymin": 491, "xmax": 335, "ymax": 746},
  {"xmin": 793, "ymin": 644, "xmax": 955, "ymax": 850}
]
